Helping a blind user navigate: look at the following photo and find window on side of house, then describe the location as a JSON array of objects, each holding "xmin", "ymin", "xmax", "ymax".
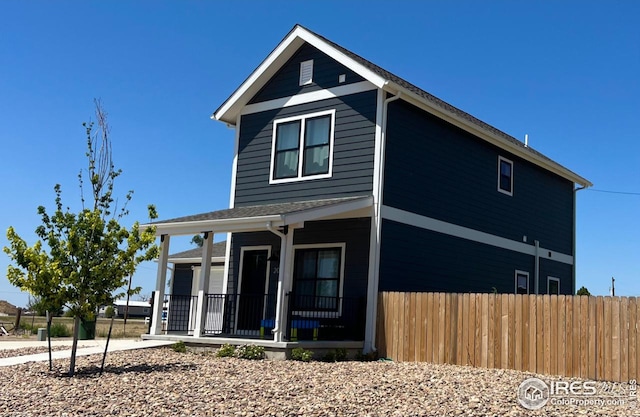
[
  {"xmin": 292, "ymin": 245, "xmax": 344, "ymax": 311},
  {"xmin": 548, "ymin": 277, "xmax": 560, "ymax": 295},
  {"xmin": 498, "ymin": 156, "xmax": 514, "ymax": 196},
  {"xmin": 515, "ymin": 270, "xmax": 529, "ymax": 294},
  {"xmin": 270, "ymin": 110, "xmax": 335, "ymax": 183}
]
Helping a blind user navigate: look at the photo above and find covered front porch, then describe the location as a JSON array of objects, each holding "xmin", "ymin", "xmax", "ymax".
[{"xmin": 141, "ymin": 196, "xmax": 375, "ymax": 348}]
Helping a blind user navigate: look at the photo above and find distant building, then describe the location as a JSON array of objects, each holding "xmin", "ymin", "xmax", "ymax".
[{"xmin": 99, "ymin": 300, "xmax": 151, "ymax": 318}]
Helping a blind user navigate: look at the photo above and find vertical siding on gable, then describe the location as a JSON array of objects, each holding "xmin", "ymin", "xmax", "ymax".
[
  {"xmin": 383, "ymin": 99, "xmax": 574, "ymax": 255},
  {"xmin": 235, "ymin": 90, "xmax": 377, "ymax": 206},
  {"xmin": 249, "ymin": 43, "xmax": 366, "ymax": 104}
]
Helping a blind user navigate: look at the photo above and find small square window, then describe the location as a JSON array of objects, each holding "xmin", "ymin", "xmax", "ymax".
[
  {"xmin": 515, "ymin": 270, "xmax": 529, "ymax": 294},
  {"xmin": 548, "ymin": 277, "xmax": 560, "ymax": 295},
  {"xmin": 498, "ymin": 156, "xmax": 513, "ymax": 196}
]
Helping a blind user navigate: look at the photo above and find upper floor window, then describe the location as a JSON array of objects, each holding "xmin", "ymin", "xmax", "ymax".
[
  {"xmin": 270, "ymin": 110, "xmax": 335, "ymax": 183},
  {"xmin": 498, "ymin": 156, "xmax": 513, "ymax": 196}
]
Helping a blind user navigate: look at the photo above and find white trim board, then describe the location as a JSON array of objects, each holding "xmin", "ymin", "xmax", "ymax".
[
  {"xmin": 381, "ymin": 205, "xmax": 573, "ymax": 265},
  {"xmin": 241, "ymin": 81, "xmax": 375, "ymax": 116}
]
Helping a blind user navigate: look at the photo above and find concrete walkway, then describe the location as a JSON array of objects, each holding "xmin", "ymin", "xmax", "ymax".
[{"xmin": 0, "ymin": 338, "xmax": 174, "ymax": 367}]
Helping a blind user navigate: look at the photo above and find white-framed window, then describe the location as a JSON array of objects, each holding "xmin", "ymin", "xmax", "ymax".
[
  {"xmin": 515, "ymin": 270, "xmax": 529, "ymax": 294},
  {"xmin": 269, "ymin": 109, "xmax": 335, "ymax": 183},
  {"xmin": 299, "ymin": 59, "xmax": 314, "ymax": 86},
  {"xmin": 548, "ymin": 277, "xmax": 560, "ymax": 295},
  {"xmin": 498, "ymin": 156, "xmax": 514, "ymax": 196},
  {"xmin": 291, "ymin": 243, "xmax": 345, "ymax": 312}
]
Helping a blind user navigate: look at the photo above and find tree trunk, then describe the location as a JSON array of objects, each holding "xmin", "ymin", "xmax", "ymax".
[{"xmin": 69, "ymin": 315, "xmax": 81, "ymax": 376}]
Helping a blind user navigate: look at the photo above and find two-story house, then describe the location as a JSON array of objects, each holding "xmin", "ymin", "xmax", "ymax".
[{"xmin": 143, "ymin": 25, "xmax": 591, "ymax": 354}]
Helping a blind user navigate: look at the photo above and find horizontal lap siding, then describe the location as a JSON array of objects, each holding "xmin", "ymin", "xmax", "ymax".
[
  {"xmin": 249, "ymin": 43, "xmax": 366, "ymax": 103},
  {"xmin": 235, "ymin": 90, "xmax": 376, "ymax": 206},
  {"xmin": 539, "ymin": 258, "xmax": 573, "ymax": 294},
  {"xmin": 293, "ymin": 218, "xmax": 371, "ymax": 298},
  {"xmin": 379, "ymin": 219, "xmax": 535, "ymax": 294},
  {"xmin": 383, "ymin": 99, "xmax": 574, "ymax": 255}
]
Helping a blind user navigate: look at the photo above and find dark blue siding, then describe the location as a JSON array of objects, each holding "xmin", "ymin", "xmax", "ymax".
[
  {"xmin": 539, "ymin": 258, "xmax": 573, "ymax": 295},
  {"xmin": 229, "ymin": 218, "xmax": 371, "ymax": 299},
  {"xmin": 383, "ymin": 99, "xmax": 574, "ymax": 255},
  {"xmin": 293, "ymin": 218, "xmax": 371, "ymax": 299},
  {"xmin": 249, "ymin": 43, "xmax": 366, "ymax": 104},
  {"xmin": 379, "ymin": 219, "xmax": 547, "ymax": 294},
  {"xmin": 235, "ymin": 90, "xmax": 377, "ymax": 206}
]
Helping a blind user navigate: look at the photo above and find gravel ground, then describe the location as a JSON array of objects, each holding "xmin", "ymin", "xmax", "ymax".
[{"xmin": 0, "ymin": 347, "xmax": 637, "ymax": 417}]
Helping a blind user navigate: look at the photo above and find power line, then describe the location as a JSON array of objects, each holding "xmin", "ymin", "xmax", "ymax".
[{"xmin": 586, "ymin": 189, "xmax": 640, "ymax": 196}]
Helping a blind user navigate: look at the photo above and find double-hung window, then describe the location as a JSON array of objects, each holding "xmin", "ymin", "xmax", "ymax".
[
  {"xmin": 515, "ymin": 270, "xmax": 529, "ymax": 294},
  {"xmin": 292, "ymin": 245, "xmax": 344, "ymax": 311},
  {"xmin": 270, "ymin": 110, "xmax": 335, "ymax": 183},
  {"xmin": 498, "ymin": 156, "xmax": 514, "ymax": 196}
]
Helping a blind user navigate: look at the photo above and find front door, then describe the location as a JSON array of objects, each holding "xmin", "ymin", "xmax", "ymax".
[{"xmin": 236, "ymin": 249, "xmax": 269, "ymax": 333}]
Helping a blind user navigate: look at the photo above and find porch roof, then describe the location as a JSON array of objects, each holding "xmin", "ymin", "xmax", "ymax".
[{"xmin": 144, "ymin": 196, "xmax": 373, "ymax": 236}]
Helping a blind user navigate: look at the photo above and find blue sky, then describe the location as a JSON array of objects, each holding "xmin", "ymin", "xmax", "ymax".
[{"xmin": 1, "ymin": 1, "xmax": 638, "ymax": 307}]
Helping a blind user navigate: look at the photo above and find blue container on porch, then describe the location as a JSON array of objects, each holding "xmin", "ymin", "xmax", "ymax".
[{"xmin": 260, "ymin": 318, "xmax": 319, "ymax": 340}]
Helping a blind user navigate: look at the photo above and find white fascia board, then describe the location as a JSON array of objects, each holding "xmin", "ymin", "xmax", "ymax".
[
  {"xmin": 384, "ymin": 82, "xmax": 592, "ymax": 188},
  {"xmin": 295, "ymin": 29, "xmax": 386, "ymax": 88},
  {"xmin": 213, "ymin": 34, "xmax": 306, "ymax": 124},
  {"xmin": 382, "ymin": 205, "xmax": 574, "ymax": 265},
  {"xmin": 168, "ymin": 256, "xmax": 225, "ymax": 264},
  {"xmin": 241, "ymin": 81, "xmax": 376, "ymax": 116},
  {"xmin": 282, "ymin": 196, "xmax": 373, "ymax": 225},
  {"xmin": 213, "ymin": 26, "xmax": 386, "ymax": 125},
  {"xmin": 148, "ymin": 215, "xmax": 285, "ymax": 236}
]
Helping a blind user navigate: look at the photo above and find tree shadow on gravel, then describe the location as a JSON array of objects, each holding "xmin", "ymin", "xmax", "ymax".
[{"xmin": 51, "ymin": 362, "xmax": 198, "ymax": 379}]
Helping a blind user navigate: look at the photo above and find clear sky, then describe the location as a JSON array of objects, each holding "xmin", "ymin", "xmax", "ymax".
[{"xmin": 1, "ymin": 1, "xmax": 638, "ymax": 308}]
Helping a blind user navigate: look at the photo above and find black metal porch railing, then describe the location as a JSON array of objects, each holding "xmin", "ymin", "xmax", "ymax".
[
  {"xmin": 203, "ymin": 293, "xmax": 277, "ymax": 337},
  {"xmin": 285, "ymin": 293, "xmax": 367, "ymax": 341},
  {"xmin": 164, "ymin": 294, "xmax": 198, "ymax": 333}
]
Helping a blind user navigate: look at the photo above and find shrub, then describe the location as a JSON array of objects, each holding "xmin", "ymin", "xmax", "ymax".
[
  {"xmin": 19, "ymin": 323, "xmax": 37, "ymax": 335},
  {"xmin": 171, "ymin": 341, "xmax": 187, "ymax": 353},
  {"xmin": 291, "ymin": 347, "xmax": 313, "ymax": 362},
  {"xmin": 234, "ymin": 344, "xmax": 265, "ymax": 360},
  {"xmin": 104, "ymin": 306, "xmax": 115, "ymax": 318},
  {"xmin": 355, "ymin": 350, "xmax": 379, "ymax": 362},
  {"xmin": 323, "ymin": 348, "xmax": 348, "ymax": 362},
  {"xmin": 49, "ymin": 323, "xmax": 71, "ymax": 337},
  {"xmin": 216, "ymin": 344, "xmax": 236, "ymax": 358}
]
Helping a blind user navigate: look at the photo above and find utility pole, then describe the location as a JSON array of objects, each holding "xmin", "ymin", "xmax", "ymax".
[{"xmin": 610, "ymin": 276, "xmax": 615, "ymax": 296}]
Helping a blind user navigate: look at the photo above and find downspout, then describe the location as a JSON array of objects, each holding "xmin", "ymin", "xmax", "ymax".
[
  {"xmin": 367, "ymin": 89, "xmax": 402, "ymax": 353},
  {"xmin": 534, "ymin": 240, "xmax": 540, "ymax": 294},
  {"xmin": 572, "ymin": 185, "xmax": 587, "ymax": 295},
  {"xmin": 267, "ymin": 221, "xmax": 287, "ymax": 341}
]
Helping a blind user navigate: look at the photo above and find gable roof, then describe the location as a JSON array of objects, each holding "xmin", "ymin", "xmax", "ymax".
[
  {"xmin": 168, "ymin": 241, "xmax": 227, "ymax": 264},
  {"xmin": 213, "ymin": 24, "xmax": 591, "ymax": 188}
]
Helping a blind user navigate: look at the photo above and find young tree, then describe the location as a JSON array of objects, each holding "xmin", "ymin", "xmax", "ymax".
[
  {"xmin": 576, "ymin": 286, "xmax": 591, "ymax": 296},
  {"xmin": 3, "ymin": 100, "xmax": 158, "ymax": 376}
]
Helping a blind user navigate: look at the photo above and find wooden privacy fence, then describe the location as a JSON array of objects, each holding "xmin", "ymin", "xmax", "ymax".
[{"xmin": 376, "ymin": 291, "xmax": 640, "ymax": 382}]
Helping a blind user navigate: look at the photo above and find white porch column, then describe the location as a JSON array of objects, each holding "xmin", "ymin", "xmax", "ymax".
[
  {"xmin": 272, "ymin": 232, "xmax": 288, "ymax": 342},
  {"xmin": 194, "ymin": 231, "xmax": 214, "ymax": 337},
  {"xmin": 151, "ymin": 234, "xmax": 170, "ymax": 335}
]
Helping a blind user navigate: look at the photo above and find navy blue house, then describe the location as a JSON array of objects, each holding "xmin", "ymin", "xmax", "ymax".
[{"xmin": 144, "ymin": 25, "xmax": 591, "ymax": 352}]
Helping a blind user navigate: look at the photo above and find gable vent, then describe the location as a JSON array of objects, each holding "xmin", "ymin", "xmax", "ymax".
[{"xmin": 299, "ymin": 59, "xmax": 314, "ymax": 86}]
